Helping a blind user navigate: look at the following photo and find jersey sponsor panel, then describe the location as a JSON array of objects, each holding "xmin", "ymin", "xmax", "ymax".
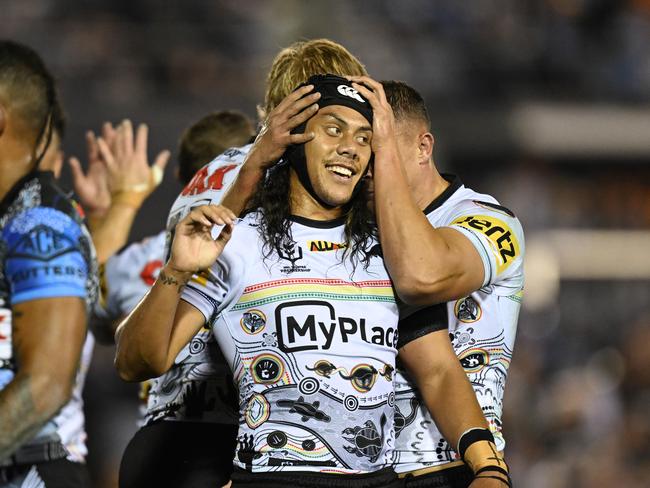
[
  {"xmin": 182, "ymin": 213, "xmax": 400, "ymax": 473},
  {"xmin": 392, "ymin": 176, "xmax": 524, "ymax": 473},
  {"xmin": 0, "ymin": 171, "xmax": 98, "ymax": 462}
]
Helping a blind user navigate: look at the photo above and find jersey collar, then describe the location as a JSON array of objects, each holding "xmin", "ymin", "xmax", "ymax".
[
  {"xmin": 422, "ymin": 174, "xmax": 462, "ymax": 215},
  {"xmin": 288, "ymin": 214, "xmax": 347, "ymax": 229}
]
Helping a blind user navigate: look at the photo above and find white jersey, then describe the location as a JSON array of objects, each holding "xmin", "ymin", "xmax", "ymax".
[
  {"xmin": 392, "ymin": 175, "xmax": 525, "ymax": 473},
  {"xmin": 182, "ymin": 212, "xmax": 400, "ymax": 474},
  {"xmin": 96, "ymin": 145, "xmax": 250, "ymax": 425}
]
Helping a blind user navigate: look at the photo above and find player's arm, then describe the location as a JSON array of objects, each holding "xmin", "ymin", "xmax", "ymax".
[
  {"xmin": 398, "ymin": 306, "xmax": 510, "ymax": 486},
  {"xmin": 0, "ymin": 297, "xmax": 86, "ymax": 459},
  {"xmin": 350, "ymin": 76, "xmax": 484, "ymax": 305},
  {"xmin": 114, "ymin": 205, "xmax": 234, "ymax": 381},
  {"xmin": 219, "ymin": 84, "xmax": 320, "ymax": 215}
]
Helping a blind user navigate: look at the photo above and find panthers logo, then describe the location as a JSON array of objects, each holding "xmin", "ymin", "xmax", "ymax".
[{"xmin": 240, "ymin": 309, "xmax": 266, "ymax": 335}]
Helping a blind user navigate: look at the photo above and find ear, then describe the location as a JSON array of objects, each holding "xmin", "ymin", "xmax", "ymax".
[
  {"xmin": 418, "ymin": 131, "xmax": 434, "ymax": 162},
  {"xmin": 0, "ymin": 103, "xmax": 6, "ymax": 138}
]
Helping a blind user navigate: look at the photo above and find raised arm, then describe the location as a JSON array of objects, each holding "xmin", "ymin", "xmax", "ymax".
[
  {"xmin": 114, "ymin": 205, "xmax": 234, "ymax": 381},
  {"xmin": 349, "ymin": 76, "xmax": 485, "ymax": 304},
  {"xmin": 219, "ymin": 84, "xmax": 320, "ymax": 215}
]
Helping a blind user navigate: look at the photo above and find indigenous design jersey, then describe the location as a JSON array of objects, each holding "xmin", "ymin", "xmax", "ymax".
[
  {"xmin": 0, "ymin": 171, "xmax": 98, "ymax": 463},
  {"xmin": 182, "ymin": 213, "xmax": 399, "ymax": 473},
  {"xmin": 95, "ymin": 230, "xmax": 237, "ymax": 425},
  {"xmin": 391, "ymin": 175, "xmax": 524, "ymax": 473}
]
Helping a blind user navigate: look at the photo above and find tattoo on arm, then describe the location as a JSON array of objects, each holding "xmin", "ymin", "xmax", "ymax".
[
  {"xmin": 0, "ymin": 374, "xmax": 45, "ymax": 459},
  {"xmin": 159, "ymin": 270, "xmax": 189, "ymax": 293}
]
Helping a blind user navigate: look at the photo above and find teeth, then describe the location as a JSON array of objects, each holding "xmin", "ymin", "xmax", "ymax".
[{"xmin": 328, "ymin": 165, "xmax": 353, "ymax": 177}]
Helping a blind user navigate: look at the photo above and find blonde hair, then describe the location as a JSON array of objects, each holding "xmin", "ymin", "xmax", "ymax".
[{"xmin": 263, "ymin": 39, "xmax": 367, "ymax": 116}]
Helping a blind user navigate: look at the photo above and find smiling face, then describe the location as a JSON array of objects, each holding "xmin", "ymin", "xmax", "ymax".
[{"xmin": 294, "ymin": 105, "xmax": 372, "ymax": 214}]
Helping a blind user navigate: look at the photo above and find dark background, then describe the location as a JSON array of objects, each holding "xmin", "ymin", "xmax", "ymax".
[{"xmin": 3, "ymin": 1, "xmax": 650, "ymax": 486}]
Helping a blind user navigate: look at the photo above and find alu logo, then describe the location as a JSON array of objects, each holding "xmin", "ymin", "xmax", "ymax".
[{"xmin": 337, "ymin": 85, "xmax": 365, "ymax": 103}]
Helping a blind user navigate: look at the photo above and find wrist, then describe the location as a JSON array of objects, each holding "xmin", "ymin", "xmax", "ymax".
[
  {"xmin": 161, "ymin": 264, "xmax": 193, "ymax": 281},
  {"xmin": 458, "ymin": 428, "xmax": 508, "ymax": 474}
]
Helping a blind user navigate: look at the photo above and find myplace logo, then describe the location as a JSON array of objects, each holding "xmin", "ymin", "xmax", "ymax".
[
  {"xmin": 337, "ymin": 85, "xmax": 365, "ymax": 103},
  {"xmin": 275, "ymin": 300, "xmax": 397, "ymax": 353}
]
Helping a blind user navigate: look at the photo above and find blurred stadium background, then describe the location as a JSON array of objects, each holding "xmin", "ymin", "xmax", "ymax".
[{"xmin": 3, "ymin": 0, "xmax": 650, "ymax": 486}]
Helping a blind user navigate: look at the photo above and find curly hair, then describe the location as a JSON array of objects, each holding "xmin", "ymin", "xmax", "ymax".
[{"xmin": 248, "ymin": 163, "xmax": 376, "ymax": 271}]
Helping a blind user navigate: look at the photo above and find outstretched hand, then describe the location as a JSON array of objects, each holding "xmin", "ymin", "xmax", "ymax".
[
  {"xmin": 68, "ymin": 122, "xmax": 117, "ymax": 216},
  {"xmin": 168, "ymin": 205, "xmax": 236, "ymax": 274},
  {"xmin": 98, "ymin": 120, "xmax": 171, "ymax": 208}
]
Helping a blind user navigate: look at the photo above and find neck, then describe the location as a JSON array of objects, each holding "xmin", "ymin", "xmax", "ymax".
[
  {"xmin": 412, "ymin": 160, "xmax": 449, "ymax": 210},
  {"xmin": 0, "ymin": 126, "xmax": 38, "ymax": 201},
  {"xmin": 289, "ymin": 171, "xmax": 344, "ymax": 221}
]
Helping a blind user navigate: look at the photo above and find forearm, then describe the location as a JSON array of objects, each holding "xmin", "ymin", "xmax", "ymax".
[
  {"xmin": 90, "ymin": 202, "xmax": 139, "ymax": 264},
  {"xmin": 415, "ymin": 362, "xmax": 488, "ymax": 450},
  {"xmin": 219, "ymin": 149, "xmax": 268, "ymax": 215},
  {"xmin": 114, "ymin": 266, "xmax": 191, "ymax": 381},
  {"xmin": 0, "ymin": 373, "xmax": 68, "ymax": 459},
  {"xmin": 374, "ymin": 150, "xmax": 479, "ymax": 303}
]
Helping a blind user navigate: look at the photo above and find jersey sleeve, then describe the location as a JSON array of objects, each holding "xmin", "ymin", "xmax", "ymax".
[
  {"xmin": 2, "ymin": 207, "xmax": 89, "ymax": 305},
  {"xmin": 443, "ymin": 200, "xmax": 525, "ymax": 292},
  {"xmin": 397, "ymin": 302, "xmax": 448, "ymax": 349}
]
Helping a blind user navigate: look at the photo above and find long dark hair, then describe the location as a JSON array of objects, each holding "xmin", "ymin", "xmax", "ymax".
[{"xmin": 247, "ymin": 162, "xmax": 377, "ymax": 270}]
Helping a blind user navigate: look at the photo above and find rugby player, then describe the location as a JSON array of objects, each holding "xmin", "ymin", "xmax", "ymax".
[
  {"xmin": 350, "ymin": 77, "xmax": 523, "ymax": 487},
  {"xmin": 0, "ymin": 41, "xmax": 98, "ymax": 487},
  {"xmin": 116, "ymin": 74, "xmax": 503, "ymax": 488},
  {"xmin": 94, "ymin": 110, "xmax": 255, "ymax": 488}
]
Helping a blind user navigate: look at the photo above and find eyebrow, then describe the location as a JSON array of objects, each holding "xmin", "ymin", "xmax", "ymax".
[{"xmin": 323, "ymin": 113, "xmax": 372, "ymax": 133}]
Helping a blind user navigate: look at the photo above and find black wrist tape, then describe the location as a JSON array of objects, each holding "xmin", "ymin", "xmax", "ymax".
[{"xmin": 458, "ymin": 428, "xmax": 495, "ymax": 461}]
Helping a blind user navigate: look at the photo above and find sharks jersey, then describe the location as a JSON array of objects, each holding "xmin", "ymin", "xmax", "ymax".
[
  {"xmin": 0, "ymin": 171, "xmax": 98, "ymax": 463},
  {"xmin": 182, "ymin": 212, "xmax": 400, "ymax": 474},
  {"xmin": 392, "ymin": 175, "xmax": 524, "ymax": 473}
]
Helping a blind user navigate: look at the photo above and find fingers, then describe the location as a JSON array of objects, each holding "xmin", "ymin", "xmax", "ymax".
[
  {"xmin": 284, "ymin": 92, "xmax": 320, "ymax": 119},
  {"xmin": 287, "ymin": 102, "xmax": 319, "ymax": 129},
  {"xmin": 135, "ymin": 123, "xmax": 148, "ymax": 158},
  {"xmin": 214, "ymin": 222, "xmax": 234, "ymax": 245},
  {"xmin": 96, "ymin": 137, "xmax": 116, "ymax": 171},
  {"xmin": 102, "ymin": 122, "xmax": 117, "ymax": 150},
  {"xmin": 121, "ymin": 119, "xmax": 134, "ymax": 159},
  {"xmin": 85, "ymin": 131, "xmax": 99, "ymax": 163},
  {"xmin": 153, "ymin": 150, "xmax": 171, "ymax": 170},
  {"xmin": 187, "ymin": 205, "xmax": 237, "ymax": 228},
  {"xmin": 275, "ymin": 84, "xmax": 316, "ymax": 112},
  {"xmin": 151, "ymin": 150, "xmax": 170, "ymax": 187},
  {"xmin": 68, "ymin": 157, "xmax": 85, "ymax": 184},
  {"xmin": 289, "ymin": 132, "xmax": 315, "ymax": 145}
]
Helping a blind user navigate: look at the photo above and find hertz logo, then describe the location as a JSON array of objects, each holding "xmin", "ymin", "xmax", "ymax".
[
  {"xmin": 451, "ymin": 215, "xmax": 520, "ymax": 275},
  {"xmin": 308, "ymin": 240, "xmax": 347, "ymax": 252}
]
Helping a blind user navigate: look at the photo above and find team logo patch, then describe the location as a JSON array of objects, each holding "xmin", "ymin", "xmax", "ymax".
[
  {"xmin": 454, "ymin": 297, "xmax": 482, "ymax": 323},
  {"xmin": 10, "ymin": 225, "xmax": 77, "ymax": 261},
  {"xmin": 459, "ymin": 348, "xmax": 489, "ymax": 373},
  {"xmin": 278, "ymin": 244, "xmax": 310, "ymax": 274},
  {"xmin": 245, "ymin": 393, "xmax": 270, "ymax": 428},
  {"xmin": 451, "ymin": 215, "xmax": 520, "ymax": 275},
  {"xmin": 337, "ymin": 84, "xmax": 365, "ymax": 103},
  {"xmin": 251, "ymin": 353, "xmax": 284, "ymax": 384},
  {"xmin": 240, "ymin": 309, "xmax": 266, "ymax": 335},
  {"xmin": 307, "ymin": 240, "xmax": 347, "ymax": 252}
]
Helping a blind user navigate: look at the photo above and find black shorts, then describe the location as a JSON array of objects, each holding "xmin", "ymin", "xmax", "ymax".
[
  {"xmin": 0, "ymin": 459, "xmax": 90, "ymax": 488},
  {"xmin": 119, "ymin": 420, "xmax": 238, "ymax": 488},
  {"xmin": 230, "ymin": 466, "xmax": 402, "ymax": 488},
  {"xmin": 402, "ymin": 464, "xmax": 474, "ymax": 488}
]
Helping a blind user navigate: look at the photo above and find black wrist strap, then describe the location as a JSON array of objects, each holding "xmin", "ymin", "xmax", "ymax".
[
  {"xmin": 475, "ymin": 466, "xmax": 512, "ymax": 487},
  {"xmin": 458, "ymin": 428, "xmax": 495, "ymax": 460},
  {"xmin": 475, "ymin": 475, "xmax": 512, "ymax": 487},
  {"xmin": 476, "ymin": 466, "xmax": 509, "ymax": 477}
]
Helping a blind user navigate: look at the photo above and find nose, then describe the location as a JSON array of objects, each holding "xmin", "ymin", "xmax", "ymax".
[{"xmin": 336, "ymin": 131, "xmax": 358, "ymax": 161}]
